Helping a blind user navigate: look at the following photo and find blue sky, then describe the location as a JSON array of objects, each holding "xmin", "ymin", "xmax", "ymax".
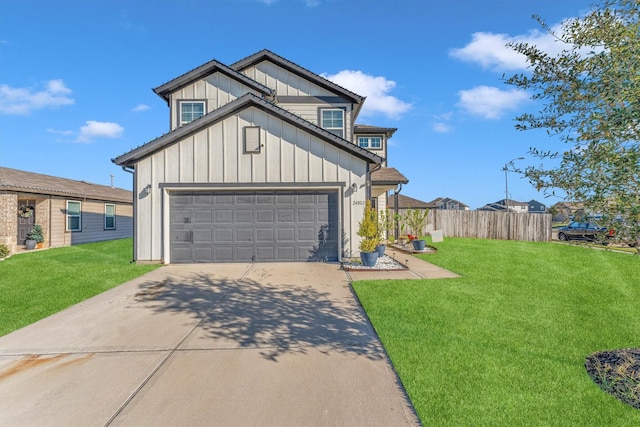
[{"xmin": 0, "ymin": 0, "xmax": 595, "ymax": 209}]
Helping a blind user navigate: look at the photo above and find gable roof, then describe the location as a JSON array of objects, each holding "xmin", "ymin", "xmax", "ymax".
[
  {"xmin": 0, "ymin": 167, "xmax": 132, "ymax": 203},
  {"xmin": 371, "ymin": 167, "xmax": 408, "ymax": 185},
  {"xmin": 113, "ymin": 93, "xmax": 384, "ymax": 167},
  {"xmin": 153, "ymin": 58, "xmax": 274, "ymax": 103},
  {"xmin": 495, "ymin": 198, "xmax": 528, "ymax": 207},
  {"xmin": 387, "ymin": 194, "xmax": 433, "ymax": 209},
  {"xmin": 231, "ymin": 49, "xmax": 366, "ymax": 117}
]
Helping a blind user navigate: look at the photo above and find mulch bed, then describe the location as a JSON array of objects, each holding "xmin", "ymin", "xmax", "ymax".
[{"xmin": 585, "ymin": 348, "xmax": 640, "ymax": 409}]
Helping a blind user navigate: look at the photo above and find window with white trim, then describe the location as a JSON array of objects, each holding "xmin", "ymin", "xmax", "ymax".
[
  {"xmin": 67, "ymin": 201, "xmax": 81, "ymax": 231},
  {"xmin": 105, "ymin": 204, "xmax": 116, "ymax": 230},
  {"xmin": 320, "ymin": 109, "xmax": 344, "ymax": 138},
  {"xmin": 179, "ymin": 101, "xmax": 205, "ymax": 126},
  {"xmin": 357, "ymin": 136, "xmax": 382, "ymax": 150}
]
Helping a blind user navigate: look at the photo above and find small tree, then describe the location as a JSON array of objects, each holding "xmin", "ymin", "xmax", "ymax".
[
  {"xmin": 404, "ymin": 208, "xmax": 430, "ymax": 239},
  {"xmin": 357, "ymin": 200, "xmax": 379, "ymax": 253},
  {"xmin": 377, "ymin": 208, "xmax": 396, "ymax": 243},
  {"xmin": 27, "ymin": 224, "xmax": 45, "ymax": 243}
]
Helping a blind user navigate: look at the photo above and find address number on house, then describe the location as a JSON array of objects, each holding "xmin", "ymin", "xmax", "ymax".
[{"xmin": 352, "ymin": 201, "xmax": 367, "ymax": 206}]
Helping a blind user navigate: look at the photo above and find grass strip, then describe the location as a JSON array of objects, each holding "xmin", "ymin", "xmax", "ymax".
[
  {"xmin": 0, "ymin": 238, "xmax": 160, "ymax": 336},
  {"xmin": 353, "ymin": 238, "xmax": 640, "ymax": 426}
]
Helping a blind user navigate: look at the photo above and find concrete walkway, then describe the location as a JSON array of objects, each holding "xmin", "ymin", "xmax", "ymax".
[
  {"xmin": 345, "ymin": 247, "xmax": 460, "ymax": 281},
  {"xmin": 0, "ymin": 262, "xmax": 423, "ymax": 427}
]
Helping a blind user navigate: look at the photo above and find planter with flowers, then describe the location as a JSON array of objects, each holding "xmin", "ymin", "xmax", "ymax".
[
  {"xmin": 357, "ymin": 200, "xmax": 380, "ymax": 267},
  {"xmin": 404, "ymin": 208, "xmax": 430, "ymax": 251}
]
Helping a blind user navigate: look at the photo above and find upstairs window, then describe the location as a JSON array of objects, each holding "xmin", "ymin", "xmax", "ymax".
[
  {"xmin": 179, "ymin": 101, "xmax": 205, "ymax": 126},
  {"xmin": 358, "ymin": 136, "xmax": 382, "ymax": 149},
  {"xmin": 320, "ymin": 109, "xmax": 344, "ymax": 138},
  {"xmin": 67, "ymin": 201, "xmax": 81, "ymax": 232},
  {"xmin": 105, "ymin": 204, "xmax": 116, "ymax": 230}
]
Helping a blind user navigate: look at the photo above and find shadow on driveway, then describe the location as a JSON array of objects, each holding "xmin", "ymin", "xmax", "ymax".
[{"xmin": 134, "ymin": 269, "xmax": 383, "ymax": 362}]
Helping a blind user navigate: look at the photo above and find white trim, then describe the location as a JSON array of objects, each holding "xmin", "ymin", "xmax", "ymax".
[
  {"xmin": 66, "ymin": 200, "xmax": 82, "ymax": 232},
  {"xmin": 104, "ymin": 203, "xmax": 116, "ymax": 230},
  {"xmin": 160, "ymin": 184, "xmax": 345, "ymax": 264}
]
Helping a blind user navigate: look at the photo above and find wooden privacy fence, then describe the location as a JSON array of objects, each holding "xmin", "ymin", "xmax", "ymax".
[{"xmin": 395, "ymin": 209, "xmax": 552, "ymax": 242}]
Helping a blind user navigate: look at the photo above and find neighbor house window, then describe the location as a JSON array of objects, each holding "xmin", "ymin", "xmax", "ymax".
[
  {"xmin": 105, "ymin": 204, "xmax": 116, "ymax": 230},
  {"xmin": 320, "ymin": 109, "xmax": 344, "ymax": 138},
  {"xmin": 179, "ymin": 101, "xmax": 205, "ymax": 126},
  {"xmin": 67, "ymin": 201, "xmax": 81, "ymax": 231},
  {"xmin": 357, "ymin": 136, "xmax": 382, "ymax": 149}
]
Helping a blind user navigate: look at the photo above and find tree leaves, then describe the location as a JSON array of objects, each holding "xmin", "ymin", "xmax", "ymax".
[{"xmin": 506, "ymin": 0, "xmax": 640, "ymax": 249}]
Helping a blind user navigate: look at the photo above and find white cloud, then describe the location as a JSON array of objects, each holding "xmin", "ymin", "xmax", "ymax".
[
  {"xmin": 132, "ymin": 104, "xmax": 150, "ymax": 112},
  {"xmin": 457, "ymin": 85, "xmax": 529, "ymax": 119},
  {"xmin": 433, "ymin": 122, "xmax": 453, "ymax": 133},
  {"xmin": 450, "ymin": 22, "xmax": 576, "ymax": 71},
  {"xmin": 46, "ymin": 128, "xmax": 74, "ymax": 136},
  {"xmin": 0, "ymin": 79, "xmax": 74, "ymax": 115},
  {"xmin": 76, "ymin": 121, "xmax": 124, "ymax": 143},
  {"xmin": 322, "ymin": 70, "xmax": 412, "ymax": 118}
]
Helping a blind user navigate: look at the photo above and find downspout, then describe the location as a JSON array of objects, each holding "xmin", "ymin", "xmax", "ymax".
[
  {"xmin": 394, "ymin": 183, "xmax": 403, "ymax": 242},
  {"xmin": 121, "ymin": 166, "xmax": 136, "ymax": 263}
]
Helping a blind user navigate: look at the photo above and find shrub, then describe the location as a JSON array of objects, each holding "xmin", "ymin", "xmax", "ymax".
[
  {"xmin": 357, "ymin": 200, "xmax": 379, "ymax": 252},
  {"xmin": 0, "ymin": 244, "xmax": 9, "ymax": 259}
]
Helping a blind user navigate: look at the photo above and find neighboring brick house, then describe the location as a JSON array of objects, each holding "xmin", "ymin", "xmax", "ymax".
[
  {"xmin": 0, "ymin": 167, "xmax": 133, "ymax": 255},
  {"xmin": 113, "ymin": 50, "xmax": 409, "ymax": 263}
]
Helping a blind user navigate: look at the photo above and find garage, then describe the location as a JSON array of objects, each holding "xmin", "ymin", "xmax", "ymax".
[{"xmin": 170, "ymin": 190, "xmax": 339, "ymax": 263}]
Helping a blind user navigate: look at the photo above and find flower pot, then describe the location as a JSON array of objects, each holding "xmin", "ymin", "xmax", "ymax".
[
  {"xmin": 412, "ymin": 239, "xmax": 426, "ymax": 251},
  {"xmin": 375, "ymin": 243, "xmax": 386, "ymax": 257},
  {"xmin": 398, "ymin": 238, "xmax": 407, "ymax": 246},
  {"xmin": 360, "ymin": 251, "xmax": 379, "ymax": 267},
  {"xmin": 25, "ymin": 239, "xmax": 37, "ymax": 250},
  {"xmin": 36, "ymin": 242, "xmax": 43, "ymax": 249}
]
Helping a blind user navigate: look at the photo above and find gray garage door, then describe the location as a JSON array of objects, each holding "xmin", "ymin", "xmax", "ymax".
[{"xmin": 170, "ymin": 190, "xmax": 339, "ymax": 263}]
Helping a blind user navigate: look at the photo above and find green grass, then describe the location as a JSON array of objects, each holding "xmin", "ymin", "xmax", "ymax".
[
  {"xmin": 353, "ymin": 238, "xmax": 640, "ymax": 426},
  {"xmin": 0, "ymin": 238, "xmax": 160, "ymax": 336}
]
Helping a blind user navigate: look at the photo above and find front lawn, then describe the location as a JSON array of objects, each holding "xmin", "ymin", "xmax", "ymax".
[
  {"xmin": 353, "ymin": 238, "xmax": 640, "ymax": 426},
  {"xmin": 0, "ymin": 238, "xmax": 160, "ymax": 336}
]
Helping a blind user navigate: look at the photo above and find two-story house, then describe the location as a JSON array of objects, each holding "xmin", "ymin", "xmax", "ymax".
[
  {"xmin": 478, "ymin": 199, "xmax": 529, "ymax": 213},
  {"xmin": 428, "ymin": 197, "xmax": 469, "ymax": 211},
  {"xmin": 113, "ymin": 50, "xmax": 408, "ymax": 264}
]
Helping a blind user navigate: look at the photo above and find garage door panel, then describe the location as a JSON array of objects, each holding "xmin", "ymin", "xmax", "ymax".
[
  {"xmin": 277, "ymin": 228, "xmax": 295, "ymax": 241},
  {"xmin": 170, "ymin": 190, "xmax": 338, "ymax": 263},
  {"xmin": 236, "ymin": 228, "xmax": 253, "ymax": 242},
  {"xmin": 193, "ymin": 247, "xmax": 212, "ymax": 262},
  {"xmin": 277, "ymin": 208, "xmax": 294, "ymax": 222},
  {"xmin": 298, "ymin": 227, "xmax": 316, "ymax": 242},
  {"xmin": 193, "ymin": 229, "xmax": 212, "ymax": 244},
  {"xmin": 256, "ymin": 227, "xmax": 274, "ymax": 242},
  {"xmin": 214, "ymin": 210, "xmax": 233, "ymax": 223},
  {"xmin": 257, "ymin": 209, "xmax": 274, "ymax": 223},
  {"xmin": 297, "ymin": 208, "xmax": 315, "ymax": 222},
  {"xmin": 213, "ymin": 246, "xmax": 233, "ymax": 262},
  {"xmin": 235, "ymin": 246, "xmax": 254, "ymax": 261},
  {"xmin": 193, "ymin": 210, "xmax": 212, "ymax": 223}
]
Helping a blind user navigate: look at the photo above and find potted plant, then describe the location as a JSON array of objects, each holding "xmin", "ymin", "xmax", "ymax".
[
  {"xmin": 397, "ymin": 218, "xmax": 407, "ymax": 246},
  {"xmin": 376, "ymin": 208, "xmax": 396, "ymax": 257},
  {"xmin": 405, "ymin": 208, "xmax": 430, "ymax": 250},
  {"xmin": 26, "ymin": 224, "xmax": 44, "ymax": 250},
  {"xmin": 357, "ymin": 200, "xmax": 379, "ymax": 267}
]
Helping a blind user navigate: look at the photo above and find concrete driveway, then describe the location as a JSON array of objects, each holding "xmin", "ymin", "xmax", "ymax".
[{"xmin": 0, "ymin": 262, "xmax": 421, "ymax": 426}]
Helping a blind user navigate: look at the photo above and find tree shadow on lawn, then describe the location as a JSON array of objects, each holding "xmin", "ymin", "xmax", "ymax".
[{"xmin": 133, "ymin": 272, "xmax": 383, "ymax": 362}]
